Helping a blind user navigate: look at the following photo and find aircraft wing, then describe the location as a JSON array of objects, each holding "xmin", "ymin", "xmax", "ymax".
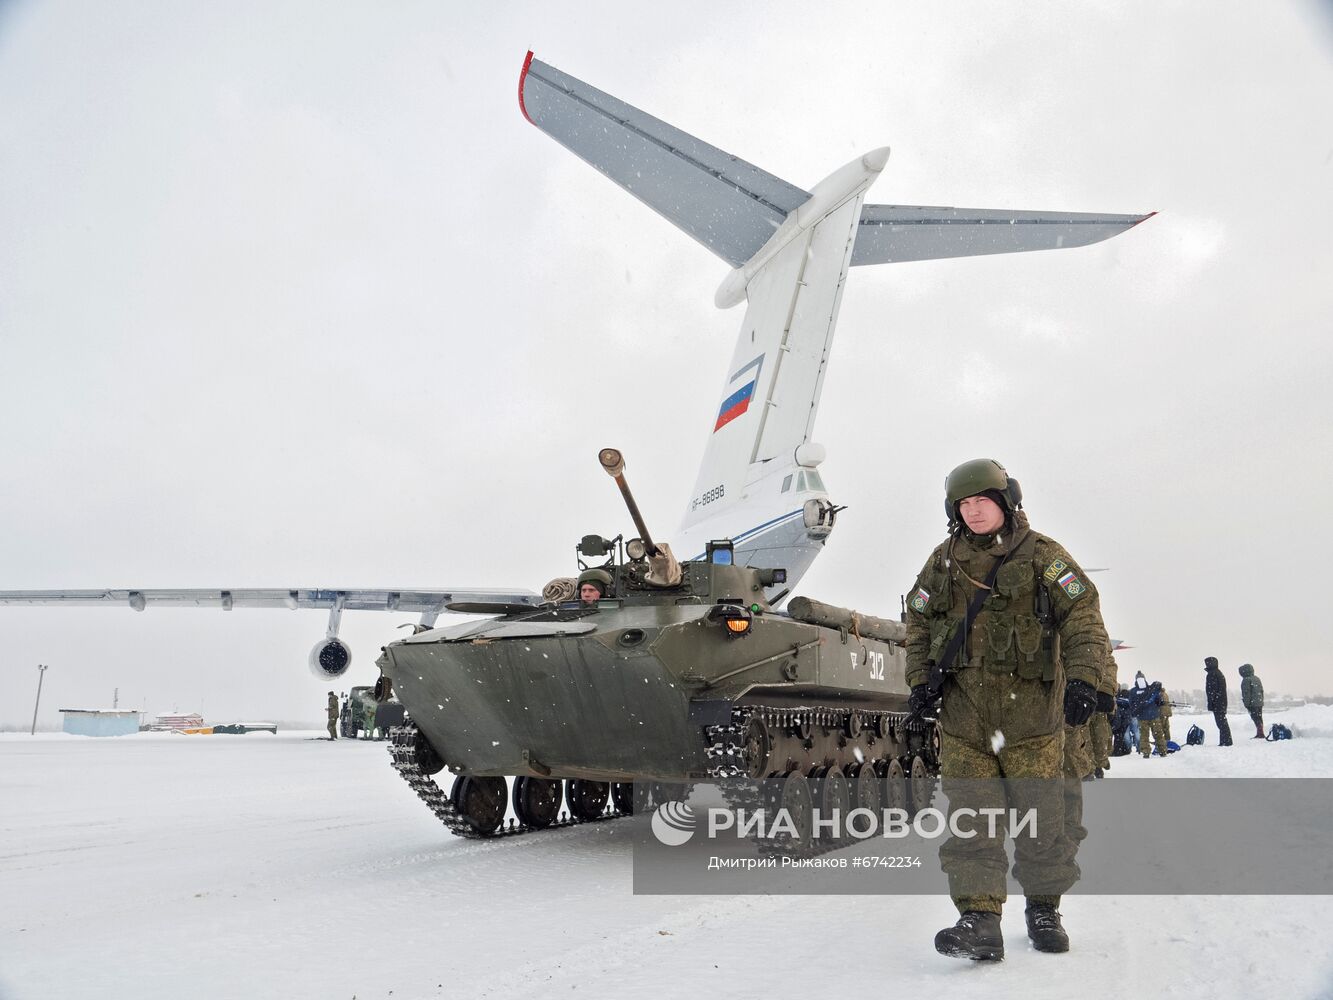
[
  {"xmin": 0, "ymin": 587, "xmax": 541, "ymax": 615},
  {"xmin": 851, "ymin": 204, "xmax": 1154, "ymax": 265},
  {"xmin": 0, "ymin": 586, "xmax": 544, "ymax": 681}
]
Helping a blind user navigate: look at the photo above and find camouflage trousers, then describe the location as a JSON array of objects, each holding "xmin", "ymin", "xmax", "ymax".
[
  {"xmin": 938, "ymin": 730, "xmax": 1073, "ymax": 915},
  {"xmin": 1063, "ymin": 721, "xmax": 1096, "ymax": 781},
  {"xmin": 327, "ymin": 718, "xmax": 338, "ymax": 740},
  {"xmin": 1138, "ymin": 718, "xmax": 1168, "ymax": 757},
  {"xmin": 1040, "ymin": 723, "xmax": 1095, "ymax": 913},
  {"xmin": 1088, "ymin": 711, "xmax": 1112, "ymax": 770}
]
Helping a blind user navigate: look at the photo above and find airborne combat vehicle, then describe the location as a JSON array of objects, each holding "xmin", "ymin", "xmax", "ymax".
[{"xmin": 376, "ymin": 450, "xmax": 939, "ymax": 849}]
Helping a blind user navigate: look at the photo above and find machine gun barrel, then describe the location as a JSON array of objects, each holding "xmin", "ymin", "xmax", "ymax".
[{"xmin": 598, "ymin": 448, "xmax": 659, "ymax": 556}]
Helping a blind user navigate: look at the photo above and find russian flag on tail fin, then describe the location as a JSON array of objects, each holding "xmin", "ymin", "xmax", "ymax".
[{"xmin": 714, "ymin": 355, "xmax": 763, "ymax": 432}]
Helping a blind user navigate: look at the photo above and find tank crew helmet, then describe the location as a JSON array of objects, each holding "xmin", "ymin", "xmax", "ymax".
[
  {"xmin": 944, "ymin": 458, "xmax": 1023, "ymax": 525},
  {"xmin": 576, "ymin": 567, "xmax": 613, "ymax": 600}
]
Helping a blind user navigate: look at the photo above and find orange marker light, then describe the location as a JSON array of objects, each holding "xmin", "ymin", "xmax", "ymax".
[{"xmin": 725, "ymin": 618, "xmax": 751, "ymax": 636}]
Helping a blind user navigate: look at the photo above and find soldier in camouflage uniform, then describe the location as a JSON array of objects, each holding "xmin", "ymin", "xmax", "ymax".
[
  {"xmin": 1129, "ymin": 672, "xmax": 1168, "ymax": 757},
  {"xmin": 326, "ymin": 690, "xmax": 339, "ymax": 741},
  {"xmin": 905, "ymin": 460, "xmax": 1109, "ymax": 961}
]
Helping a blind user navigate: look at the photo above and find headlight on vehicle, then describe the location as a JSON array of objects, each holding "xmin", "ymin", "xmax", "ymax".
[{"xmin": 708, "ymin": 603, "xmax": 752, "ymax": 637}]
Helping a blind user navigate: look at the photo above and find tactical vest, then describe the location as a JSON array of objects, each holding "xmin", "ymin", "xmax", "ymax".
[{"xmin": 920, "ymin": 531, "xmax": 1059, "ymax": 683}]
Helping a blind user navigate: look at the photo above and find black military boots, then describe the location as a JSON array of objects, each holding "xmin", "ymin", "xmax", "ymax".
[
  {"xmin": 934, "ymin": 910, "xmax": 1004, "ymax": 961},
  {"xmin": 1025, "ymin": 901, "xmax": 1070, "ymax": 953}
]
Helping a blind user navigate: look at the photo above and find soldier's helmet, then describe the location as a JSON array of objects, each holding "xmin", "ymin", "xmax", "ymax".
[
  {"xmin": 944, "ymin": 458, "xmax": 1023, "ymax": 521},
  {"xmin": 577, "ymin": 567, "xmax": 613, "ymax": 598}
]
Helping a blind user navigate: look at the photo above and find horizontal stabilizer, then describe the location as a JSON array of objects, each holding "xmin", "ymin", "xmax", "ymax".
[
  {"xmin": 519, "ymin": 53, "xmax": 808, "ymax": 268},
  {"xmin": 851, "ymin": 205, "xmax": 1154, "ymax": 265}
]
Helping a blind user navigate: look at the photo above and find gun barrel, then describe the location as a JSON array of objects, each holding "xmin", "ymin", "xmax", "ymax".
[{"xmin": 598, "ymin": 448, "xmax": 659, "ymax": 556}]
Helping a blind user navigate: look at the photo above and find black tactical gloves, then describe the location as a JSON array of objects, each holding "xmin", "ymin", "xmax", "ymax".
[
  {"xmin": 1095, "ymin": 691, "xmax": 1115, "ymax": 714},
  {"xmin": 906, "ymin": 683, "xmax": 937, "ymax": 729},
  {"xmin": 1064, "ymin": 679, "xmax": 1098, "ymax": 727}
]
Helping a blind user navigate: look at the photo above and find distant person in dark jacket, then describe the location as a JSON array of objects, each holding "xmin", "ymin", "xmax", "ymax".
[
  {"xmin": 1129, "ymin": 671, "xmax": 1168, "ymax": 758},
  {"xmin": 1111, "ymin": 688, "xmax": 1135, "ymax": 756},
  {"xmin": 1204, "ymin": 656, "xmax": 1232, "ymax": 746},
  {"xmin": 1239, "ymin": 663, "xmax": 1265, "ymax": 739}
]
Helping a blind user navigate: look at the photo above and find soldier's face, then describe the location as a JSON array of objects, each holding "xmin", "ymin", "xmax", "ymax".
[
  {"xmin": 958, "ymin": 495, "xmax": 1005, "ymax": 534},
  {"xmin": 580, "ymin": 584, "xmax": 603, "ymax": 604}
]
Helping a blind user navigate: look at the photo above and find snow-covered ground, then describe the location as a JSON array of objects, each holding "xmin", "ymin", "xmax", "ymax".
[{"xmin": 3, "ymin": 708, "xmax": 1331, "ymax": 1000}]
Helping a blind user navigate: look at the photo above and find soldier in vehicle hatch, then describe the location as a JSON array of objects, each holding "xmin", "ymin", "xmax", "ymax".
[
  {"xmin": 577, "ymin": 568, "xmax": 613, "ymax": 605},
  {"xmin": 904, "ymin": 459, "xmax": 1109, "ymax": 961}
]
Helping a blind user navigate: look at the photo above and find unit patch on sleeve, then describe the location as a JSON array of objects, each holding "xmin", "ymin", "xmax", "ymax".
[
  {"xmin": 910, "ymin": 588, "xmax": 931, "ymax": 613},
  {"xmin": 1056, "ymin": 570, "xmax": 1086, "ymax": 599},
  {"xmin": 1043, "ymin": 559, "xmax": 1068, "ymax": 583}
]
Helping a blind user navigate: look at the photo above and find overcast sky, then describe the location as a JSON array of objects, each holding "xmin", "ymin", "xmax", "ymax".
[{"xmin": 2, "ymin": 1, "xmax": 1331, "ymax": 727}]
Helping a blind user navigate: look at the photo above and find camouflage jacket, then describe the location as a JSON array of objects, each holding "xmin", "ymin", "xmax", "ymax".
[{"xmin": 905, "ymin": 510, "xmax": 1108, "ymax": 691}]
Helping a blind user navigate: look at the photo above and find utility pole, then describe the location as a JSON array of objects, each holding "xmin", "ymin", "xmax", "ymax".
[{"xmin": 30, "ymin": 664, "xmax": 48, "ymax": 735}]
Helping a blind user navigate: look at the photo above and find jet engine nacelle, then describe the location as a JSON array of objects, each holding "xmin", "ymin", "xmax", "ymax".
[{"xmin": 308, "ymin": 638, "xmax": 353, "ymax": 680}]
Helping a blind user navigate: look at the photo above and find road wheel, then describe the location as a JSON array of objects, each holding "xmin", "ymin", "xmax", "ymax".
[
  {"xmin": 907, "ymin": 754, "xmax": 937, "ymax": 816},
  {"xmin": 881, "ymin": 758, "xmax": 908, "ymax": 814},
  {"xmin": 808, "ymin": 765, "xmax": 849, "ymax": 843},
  {"xmin": 611, "ymin": 782, "xmax": 634, "ymax": 815},
  {"xmin": 764, "ymin": 770, "xmax": 813, "ymax": 854},
  {"xmin": 566, "ymin": 779, "xmax": 610, "ymax": 821},
  {"xmin": 512, "ymin": 776, "xmax": 562, "ymax": 830},
  {"xmin": 845, "ymin": 761, "xmax": 881, "ymax": 820},
  {"xmin": 454, "ymin": 776, "xmax": 507, "ymax": 836}
]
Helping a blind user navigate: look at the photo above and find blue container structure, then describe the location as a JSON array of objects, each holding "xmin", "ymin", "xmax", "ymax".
[{"xmin": 59, "ymin": 709, "xmax": 140, "ymax": 737}]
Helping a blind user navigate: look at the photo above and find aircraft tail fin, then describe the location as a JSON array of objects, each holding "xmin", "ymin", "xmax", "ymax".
[{"xmin": 522, "ymin": 51, "xmax": 1153, "ymax": 591}]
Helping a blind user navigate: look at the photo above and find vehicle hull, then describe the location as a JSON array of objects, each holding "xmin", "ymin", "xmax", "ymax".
[{"xmin": 377, "ymin": 599, "xmax": 911, "ymax": 782}]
